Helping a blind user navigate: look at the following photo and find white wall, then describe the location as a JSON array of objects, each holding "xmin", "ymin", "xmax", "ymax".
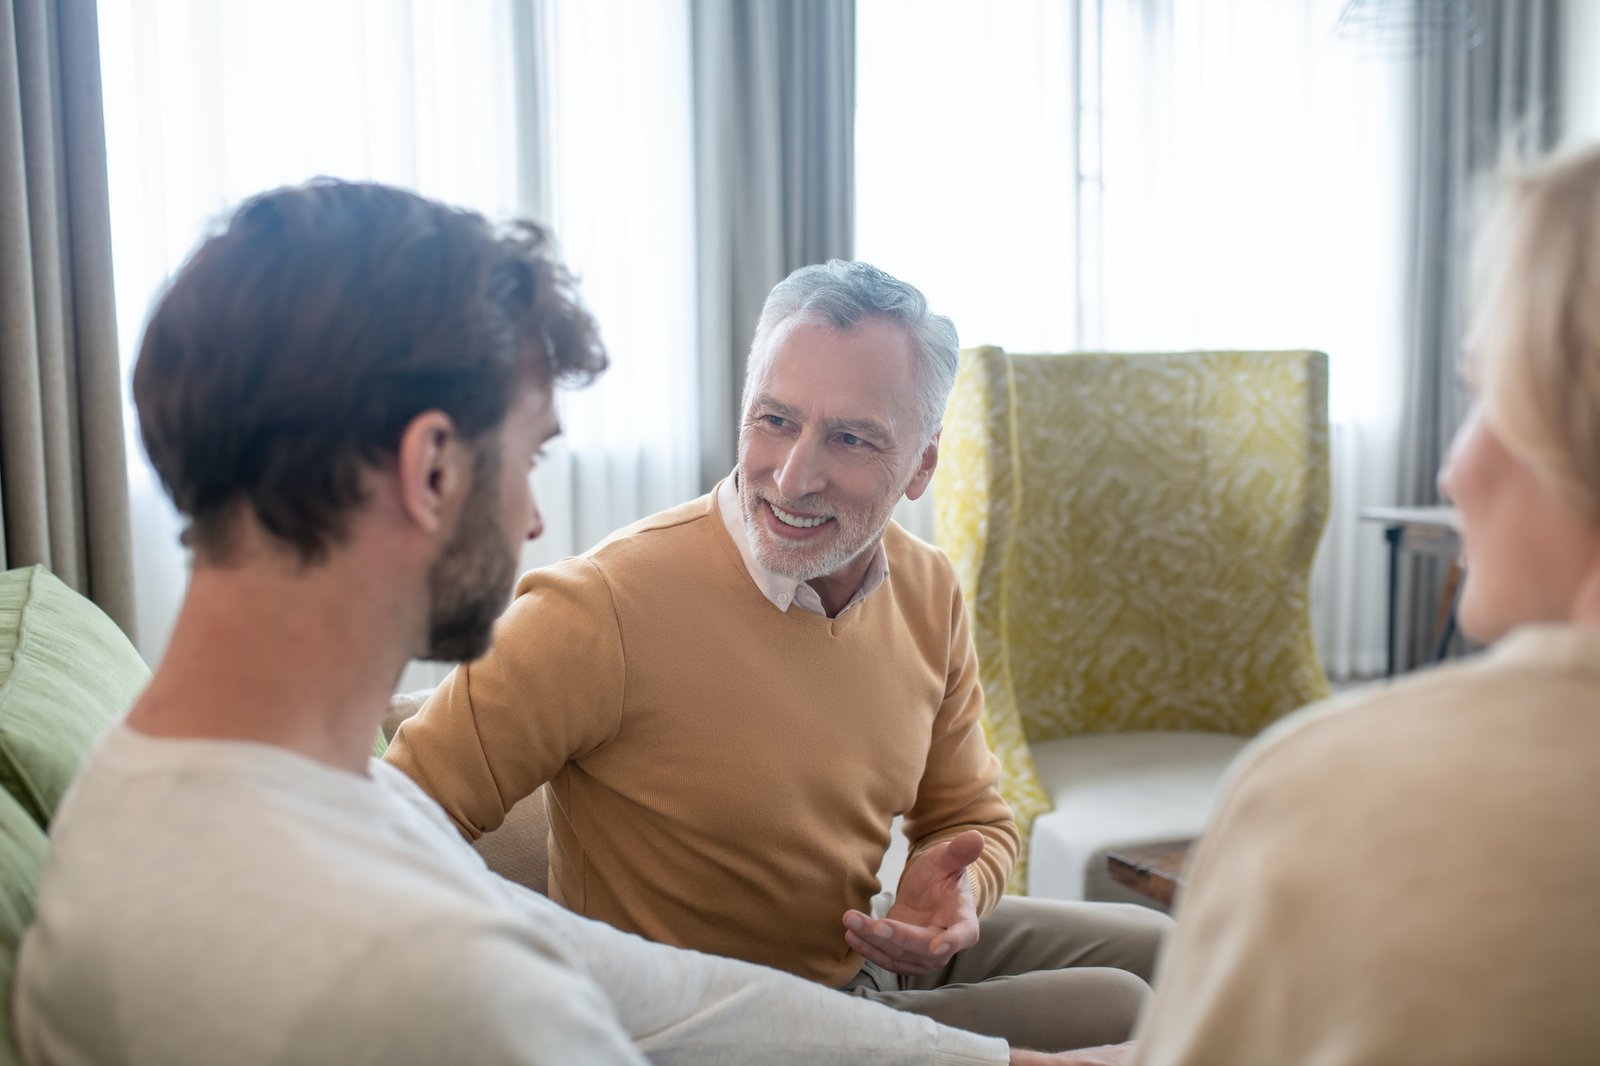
[{"xmin": 1562, "ymin": 0, "xmax": 1600, "ymax": 142}]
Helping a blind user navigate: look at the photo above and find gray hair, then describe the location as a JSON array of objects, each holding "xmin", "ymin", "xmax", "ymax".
[{"xmin": 741, "ymin": 260, "xmax": 959, "ymax": 442}]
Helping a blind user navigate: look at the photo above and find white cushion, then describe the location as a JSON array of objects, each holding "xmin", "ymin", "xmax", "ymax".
[{"xmin": 1026, "ymin": 731, "xmax": 1251, "ymax": 907}]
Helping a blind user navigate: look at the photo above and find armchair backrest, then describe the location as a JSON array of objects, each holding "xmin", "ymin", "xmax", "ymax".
[{"xmin": 936, "ymin": 349, "xmax": 1332, "ymax": 861}]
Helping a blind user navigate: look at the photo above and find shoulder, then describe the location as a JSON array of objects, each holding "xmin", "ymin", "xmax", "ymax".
[
  {"xmin": 1139, "ymin": 627, "xmax": 1600, "ymax": 1064},
  {"xmin": 1227, "ymin": 629, "xmax": 1600, "ymax": 801},
  {"xmin": 590, "ymin": 494, "xmax": 719, "ymax": 559},
  {"xmin": 1187, "ymin": 628, "xmax": 1600, "ymax": 896},
  {"xmin": 510, "ymin": 494, "xmax": 719, "ymax": 598},
  {"xmin": 882, "ymin": 521, "xmax": 961, "ymax": 602},
  {"xmin": 505, "ymin": 492, "xmax": 720, "ymax": 611}
]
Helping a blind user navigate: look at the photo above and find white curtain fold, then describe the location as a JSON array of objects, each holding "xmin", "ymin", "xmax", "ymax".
[
  {"xmin": 691, "ymin": 0, "xmax": 856, "ymax": 489},
  {"xmin": 96, "ymin": 0, "xmax": 700, "ymax": 687},
  {"xmin": 858, "ymin": 0, "xmax": 1408, "ymax": 678},
  {"xmin": 545, "ymin": 0, "xmax": 699, "ymax": 555}
]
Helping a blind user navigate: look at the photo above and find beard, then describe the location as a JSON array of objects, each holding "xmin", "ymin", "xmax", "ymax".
[
  {"xmin": 423, "ymin": 450, "xmax": 517, "ymax": 662},
  {"xmin": 737, "ymin": 472, "xmax": 900, "ymax": 584}
]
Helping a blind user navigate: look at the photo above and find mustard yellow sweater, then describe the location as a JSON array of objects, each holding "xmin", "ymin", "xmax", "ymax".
[{"xmin": 386, "ymin": 491, "xmax": 1018, "ymax": 986}]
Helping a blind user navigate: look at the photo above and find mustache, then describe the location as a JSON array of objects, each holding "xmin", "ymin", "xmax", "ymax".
[{"xmin": 750, "ymin": 486, "xmax": 832, "ymax": 516}]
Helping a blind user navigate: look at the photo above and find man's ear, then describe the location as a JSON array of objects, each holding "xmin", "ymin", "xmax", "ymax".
[
  {"xmin": 903, "ymin": 431, "xmax": 941, "ymax": 502},
  {"xmin": 396, "ymin": 410, "xmax": 471, "ymax": 535}
]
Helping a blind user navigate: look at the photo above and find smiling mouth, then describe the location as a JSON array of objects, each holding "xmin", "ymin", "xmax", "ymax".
[{"xmin": 768, "ymin": 501, "xmax": 832, "ymax": 530}]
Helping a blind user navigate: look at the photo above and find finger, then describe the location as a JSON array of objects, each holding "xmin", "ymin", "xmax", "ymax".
[
  {"xmin": 850, "ymin": 918, "xmax": 947, "ymax": 966},
  {"xmin": 923, "ymin": 830, "xmax": 984, "ymax": 880},
  {"xmin": 842, "ymin": 908, "xmax": 872, "ymax": 931},
  {"xmin": 844, "ymin": 929, "xmax": 937, "ymax": 976},
  {"xmin": 844, "ymin": 927, "xmax": 905, "ymax": 970},
  {"xmin": 927, "ymin": 915, "xmax": 980, "ymax": 957},
  {"xmin": 862, "ymin": 917, "xmax": 931, "ymax": 951},
  {"xmin": 847, "ymin": 914, "xmax": 928, "ymax": 947},
  {"xmin": 843, "ymin": 910, "xmax": 905, "ymax": 949},
  {"xmin": 843, "ymin": 913, "xmax": 915, "ymax": 965},
  {"xmin": 945, "ymin": 829, "xmax": 984, "ymax": 867}
]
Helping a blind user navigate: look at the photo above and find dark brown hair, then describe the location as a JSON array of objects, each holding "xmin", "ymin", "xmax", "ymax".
[{"xmin": 133, "ymin": 179, "xmax": 607, "ymax": 561}]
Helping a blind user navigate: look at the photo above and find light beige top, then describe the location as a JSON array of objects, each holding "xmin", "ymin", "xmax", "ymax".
[
  {"xmin": 386, "ymin": 489, "xmax": 1017, "ymax": 986},
  {"xmin": 17, "ymin": 727, "xmax": 1008, "ymax": 1065},
  {"xmin": 1134, "ymin": 625, "xmax": 1600, "ymax": 1065}
]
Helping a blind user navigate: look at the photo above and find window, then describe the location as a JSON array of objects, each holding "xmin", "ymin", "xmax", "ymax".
[
  {"xmin": 857, "ymin": 0, "xmax": 1406, "ymax": 675},
  {"xmin": 98, "ymin": 0, "xmax": 698, "ymax": 678}
]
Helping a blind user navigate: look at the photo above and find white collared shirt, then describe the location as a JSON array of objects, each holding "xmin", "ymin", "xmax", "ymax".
[{"xmin": 716, "ymin": 473, "xmax": 889, "ymax": 616}]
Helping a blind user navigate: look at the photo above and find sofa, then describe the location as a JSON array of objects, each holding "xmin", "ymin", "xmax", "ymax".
[{"xmin": 0, "ymin": 565, "xmax": 152, "ymax": 1063}]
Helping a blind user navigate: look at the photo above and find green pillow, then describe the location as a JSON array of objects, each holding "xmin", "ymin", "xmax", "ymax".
[
  {"xmin": 0, "ymin": 789, "xmax": 46, "ymax": 1065},
  {"xmin": 0, "ymin": 567, "xmax": 149, "ymax": 828}
]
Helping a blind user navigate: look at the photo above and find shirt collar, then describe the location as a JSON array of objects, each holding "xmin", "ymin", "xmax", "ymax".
[{"xmin": 716, "ymin": 472, "xmax": 889, "ymax": 616}]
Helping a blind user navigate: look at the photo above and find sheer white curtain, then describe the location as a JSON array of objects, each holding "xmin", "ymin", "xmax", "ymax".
[
  {"xmin": 544, "ymin": 0, "xmax": 699, "ymax": 554},
  {"xmin": 856, "ymin": 0, "xmax": 1084, "ymax": 547},
  {"xmin": 856, "ymin": 1, "xmax": 1082, "ymax": 352},
  {"xmin": 1093, "ymin": 0, "xmax": 1406, "ymax": 680},
  {"xmin": 97, "ymin": 0, "xmax": 698, "ymax": 687},
  {"xmin": 857, "ymin": 0, "xmax": 1404, "ymax": 678}
]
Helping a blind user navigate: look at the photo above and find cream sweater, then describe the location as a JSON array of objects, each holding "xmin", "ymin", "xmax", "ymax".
[
  {"xmin": 17, "ymin": 726, "xmax": 1007, "ymax": 1065},
  {"xmin": 387, "ymin": 490, "xmax": 1018, "ymax": 986},
  {"xmin": 1133, "ymin": 625, "xmax": 1600, "ymax": 1065}
]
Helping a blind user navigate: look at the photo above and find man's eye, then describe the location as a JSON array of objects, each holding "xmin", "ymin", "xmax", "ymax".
[
  {"xmin": 838, "ymin": 433, "xmax": 864, "ymax": 447},
  {"xmin": 762, "ymin": 414, "xmax": 789, "ymax": 429}
]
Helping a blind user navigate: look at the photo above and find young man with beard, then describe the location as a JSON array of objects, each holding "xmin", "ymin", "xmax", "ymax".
[
  {"xmin": 13, "ymin": 182, "xmax": 1121, "ymax": 1065},
  {"xmin": 386, "ymin": 260, "xmax": 1170, "ymax": 1053}
]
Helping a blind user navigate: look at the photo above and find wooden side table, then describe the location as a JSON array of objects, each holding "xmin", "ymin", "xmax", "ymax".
[{"xmin": 1106, "ymin": 840, "xmax": 1192, "ymax": 909}]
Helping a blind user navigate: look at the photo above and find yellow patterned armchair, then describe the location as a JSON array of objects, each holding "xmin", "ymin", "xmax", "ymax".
[{"xmin": 936, "ymin": 348, "xmax": 1331, "ymax": 902}]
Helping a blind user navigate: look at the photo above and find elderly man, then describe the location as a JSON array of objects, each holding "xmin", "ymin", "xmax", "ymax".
[
  {"xmin": 387, "ymin": 260, "xmax": 1168, "ymax": 1051},
  {"xmin": 15, "ymin": 182, "xmax": 1119, "ymax": 1066}
]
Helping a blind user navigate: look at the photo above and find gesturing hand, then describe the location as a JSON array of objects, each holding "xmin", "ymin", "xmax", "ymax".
[{"xmin": 842, "ymin": 829, "xmax": 984, "ymax": 976}]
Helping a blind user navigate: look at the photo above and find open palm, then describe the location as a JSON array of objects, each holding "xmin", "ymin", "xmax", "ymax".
[{"xmin": 842, "ymin": 829, "xmax": 983, "ymax": 975}]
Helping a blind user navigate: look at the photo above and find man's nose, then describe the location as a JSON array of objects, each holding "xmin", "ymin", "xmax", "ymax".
[
  {"xmin": 773, "ymin": 437, "xmax": 828, "ymax": 501},
  {"xmin": 526, "ymin": 500, "xmax": 545, "ymax": 542}
]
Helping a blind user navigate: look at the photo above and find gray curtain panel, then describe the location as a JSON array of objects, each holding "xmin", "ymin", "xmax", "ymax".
[
  {"xmin": 690, "ymin": 0, "xmax": 855, "ymax": 490},
  {"xmin": 1397, "ymin": 0, "xmax": 1559, "ymax": 669},
  {"xmin": 0, "ymin": 0, "xmax": 135, "ymax": 638}
]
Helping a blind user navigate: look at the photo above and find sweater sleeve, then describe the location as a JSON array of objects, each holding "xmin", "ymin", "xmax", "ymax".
[
  {"xmin": 298, "ymin": 922, "xmax": 650, "ymax": 1066},
  {"xmin": 533, "ymin": 890, "xmax": 1010, "ymax": 1066},
  {"xmin": 899, "ymin": 577, "xmax": 1020, "ymax": 917},
  {"xmin": 384, "ymin": 557, "xmax": 626, "ymax": 839}
]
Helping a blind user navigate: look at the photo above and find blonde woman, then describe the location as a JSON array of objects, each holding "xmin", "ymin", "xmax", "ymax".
[{"xmin": 1131, "ymin": 144, "xmax": 1600, "ymax": 1065}]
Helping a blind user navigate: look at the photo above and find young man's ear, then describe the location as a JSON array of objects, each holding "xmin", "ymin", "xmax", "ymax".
[
  {"xmin": 904, "ymin": 431, "xmax": 941, "ymax": 502},
  {"xmin": 395, "ymin": 410, "xmax": 471, "ymax": 535}
]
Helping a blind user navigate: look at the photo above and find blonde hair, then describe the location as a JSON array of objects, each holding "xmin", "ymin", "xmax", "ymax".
[{"xmin": 1469, "ymin": 144, "xmax": 1600, "ymax": 521}]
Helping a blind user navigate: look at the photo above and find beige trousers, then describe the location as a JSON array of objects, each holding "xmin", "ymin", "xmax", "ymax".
[{"xmin": 843, "ymin": 897, "xmax": 1171, "ymax": 1052}]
